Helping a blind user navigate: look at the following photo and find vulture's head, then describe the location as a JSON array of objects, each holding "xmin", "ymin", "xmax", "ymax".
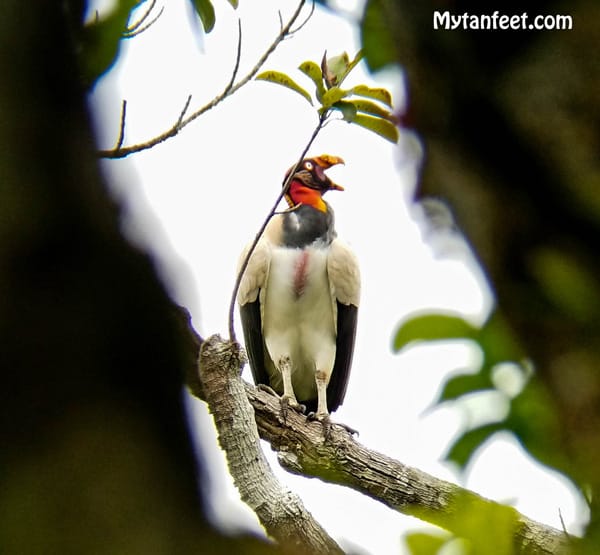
[{"xmin": 284, "ymin": 155, "xmax": 345, "ymax": 210}]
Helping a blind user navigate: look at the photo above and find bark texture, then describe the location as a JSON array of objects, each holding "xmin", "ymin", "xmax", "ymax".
[
  {"xmin": 198, "ymin": 335, "xmax": 344, "ymax": 555},
  {"xmin": 194, "ymin": 335, "xmax": 573, "ymax": 555}
]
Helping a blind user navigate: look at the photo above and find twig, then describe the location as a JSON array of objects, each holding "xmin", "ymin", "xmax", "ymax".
[
  {"xmin": 123, "ymin": 0, "xmax": 164, "ymax": 38},
  {"xmin": 176, "ymin": 94, "xmax": 193, "ymax": 129},
  {"xmin": 114, "ymin": 100, "xmax": 127, "ymax": 150},
  {"xmin": 223, "ymin": 20, "xmax": 243, "ymax": 95},
  {"xmin": 288, "ymin": 0, "xmax": 315, "ymax": 36},
  {"xmin": 99, "ymin": 0, "xmax": 307, "ymax": 159},
  {"xmin": 558, "ymin": 508, "xmax": 573, "ymax": 543},
  {"xmin": 227, "ymin": 112, "xmax": 327, "ymax": 342}
]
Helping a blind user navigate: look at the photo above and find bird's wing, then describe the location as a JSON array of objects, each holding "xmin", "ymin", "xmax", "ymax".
[
  {"xmin": 238, "ymin": 236, "xmax": 271, "ymax": 388},
  {"xmin": 326, "ymin": 238, "xmax": 360, "ymax": 412}
]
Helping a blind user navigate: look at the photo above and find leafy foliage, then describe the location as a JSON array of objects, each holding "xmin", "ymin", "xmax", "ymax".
[
  {"xmin": 78, "ymin": 0, "xmax": 142, "ymax": 88},
  {"xmin": 256, "ymin": 51, "xmax": 399, "ymax": 143},
  {"xmin": 192, "ymin": 0, "xmax": 216, "ymax": 32},
  {"xmin": 79, "ymin": 0, "xmax": 239, "ymax": 87},
  {"xmin": 360, "ymin": 0, "xmax": 398, "ymax": 73},
  {"xmin": 254, "ymin": 70, "xmax": 314, "ymax": 105},
  {"xmin": 404, "ymin": 530, "xmax": 450, "ymax": 555},
  {"xmin": 405, "ymin": 490, "xmax": 523, "ymax": 555},
  {"xmin": 393, "ymin": 310, "xmax": 565, "ymax": 475},
  {"xmin": 446, "ymin": 491, "xmax": 519, "ymax": 555},
  {"xmin": 191, "ymin": 0, "xmax": 239, "ymax": 33}
]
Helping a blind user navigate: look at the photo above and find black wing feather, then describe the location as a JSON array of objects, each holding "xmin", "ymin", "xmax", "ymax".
[
  {"xmin": 240, "ymin": 299, "xmax": 270, "ymax": 387},
  {"xmin": 326, "ymin": 302, "xmax": 358, "ymax": 412}
]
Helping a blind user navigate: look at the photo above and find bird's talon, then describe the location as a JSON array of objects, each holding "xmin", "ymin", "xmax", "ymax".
[
  {"xmin": 307, "ymin": 412, "xmax": 358, "ymax": 438},
  {"xmin": 279, "ymin": 396, "xmax": 305, "ymax": 424},
  {"xmin": 338, "ymin": 422, "xmax": 359, "ymax": 436},
  {"xmin": 306, "ymin": 412, "xmax": 333, "ymax": 440}
]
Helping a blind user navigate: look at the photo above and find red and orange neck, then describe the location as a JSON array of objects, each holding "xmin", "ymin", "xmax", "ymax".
[{"xmin": 285, "ymin": 180, "xmax": 327, "ymax": 212}]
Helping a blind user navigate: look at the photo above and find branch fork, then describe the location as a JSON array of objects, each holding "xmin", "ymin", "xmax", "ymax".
[
  {"xmin": 195, "ymin": 332, "xmax": 573, "ymax": 555},
  {"xmin": 99, "ymin": 1, "xmax": 309, "ymax": 159}
]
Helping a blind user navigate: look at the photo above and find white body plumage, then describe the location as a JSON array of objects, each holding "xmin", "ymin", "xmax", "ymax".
[{"xmin": 261, "ymin": 244, "xmax": 337, "ymax": 402}]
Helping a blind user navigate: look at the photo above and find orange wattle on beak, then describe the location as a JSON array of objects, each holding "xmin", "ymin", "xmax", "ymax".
[{"xmin": 313, "ymin": 154, "xmax": 345, "ymax": 169}]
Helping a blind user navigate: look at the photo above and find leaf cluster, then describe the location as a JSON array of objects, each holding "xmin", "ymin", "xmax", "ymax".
[
  {"xmin": 394, "ymin": 310, "xmax": 578, "ymax": 553},
  {"xmin": 394, "ymin": 311, "xmax": 567, "ymax": 476},
  {"xmin": 257, "ymin": 51, "xmax": 399, "ymax": 143},
  {"xmin": 405, "ymin": 490, "xmax": 520, "ymax": 555}
]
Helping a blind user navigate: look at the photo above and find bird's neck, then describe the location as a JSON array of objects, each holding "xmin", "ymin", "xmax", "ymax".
[
  {"xmin": 285, "ymin": 180, "xmax": 327, "ymax": 213},
  {"xmin": 281, "ymin": 203, "xmax": 335, "ymax": 248}
]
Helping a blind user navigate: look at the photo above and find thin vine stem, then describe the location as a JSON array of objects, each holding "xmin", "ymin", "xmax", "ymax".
[{"xmin": 228, "ymin": 113, "xmax": 327, "ymax": 342}]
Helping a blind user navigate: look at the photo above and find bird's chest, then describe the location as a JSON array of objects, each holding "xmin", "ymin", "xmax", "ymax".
[
  {"xmin": 261, "ymin": 245, "xmax": 337, "ymax": 401},
  {"xmin": 265, "ymin": 246, "xmax": 330, "ymax": 307}
]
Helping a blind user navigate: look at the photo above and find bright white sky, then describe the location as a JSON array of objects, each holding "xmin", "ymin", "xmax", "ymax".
[{"xmin": 90, "ymin": 1, "xmax": 587, "ymax": 553}]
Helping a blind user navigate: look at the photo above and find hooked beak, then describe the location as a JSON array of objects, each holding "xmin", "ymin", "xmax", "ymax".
[{"xmin": 314, "ymin": 155, "xmax": 345, "ymax": 191}]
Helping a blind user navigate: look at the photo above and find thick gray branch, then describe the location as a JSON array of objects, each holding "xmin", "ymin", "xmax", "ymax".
[
  {"xmin": 245, "ymin": 380, "xmax": 573, "ymax": 555},
  {"xmin": 192, "ymin": 333, "xmax": 573, "ymax": 555},
  {"xmin": 198, "ymin": 334, "xmax": 343, "ymax": 555}
]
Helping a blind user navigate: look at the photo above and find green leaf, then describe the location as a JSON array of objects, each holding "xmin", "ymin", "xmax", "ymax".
[
  {"xmin": 351, "ymin": 113, "xmax": 399, "ymax": 143},
  {"xmin": 79, "ymin": 0, "xmax": 140, "ymax": 88},
  {"xmin": 256, "ymin": 71, "xmax": 313, "ymax": 105},
  {"xmin": 393, "ymin": 313, "xmax": 479, "ymax": 352},
  {"xmin": 320, "ymin": 86, "xmax": 350, "ymax": 109},
  {"xmin": 446, "ymin": 422, "xmax": 505, "ymax": 469},
  {"xmin": 507, "ymin": 379, "xmax": 569, "ymax": 474},
  {"xmin": 361, "ymin": 0, "xmax": 398, "ymax": 72},
  {"xmin": 530, "ymin": 247, "xmax": 600, "ymax": 322},
  {"xmin": 323, "ymin": 51, "xmax": 350, "ymax": 87},
  {"xmin": 192, "ymin": 0, "xmax": 216, "ymax": 33},
  {"xmin": 344, "ymin": 50, "xmax": 364, "ymax": 81},
  {"xmin": 298, "ymin": 60, "xmax": 326, "ymax": 101},
  {"xmin": 404, "ymin": 531, "xmax": 449, "ymax": 555},
  {"xmin": 478, "ymin": 312, "xmax": 524, "ymax": 367},
  {"xmin": 446, "ymin": 491, "xmax": 518, "ymax": 555},
  {"xmin": 322, "ymin": 50, "xmax": 364, "ymax": 89},
  {"xmin": 352, "ymin": 84, "xmax": 393, "ymax": 107},
  {"xmin": 438, "ymin": 371, "xmax": 494, "ymax": 403},
  {"xmin": 346, "ymin": 98, "xmax": 393, "ymax": 120},
  {"xmin": 227, "ymin": 0, "xmax": 239, "ymax": 7},
  {"xmin": 330, "ymin": 101, "xmax": 358, "ymax": 122}
]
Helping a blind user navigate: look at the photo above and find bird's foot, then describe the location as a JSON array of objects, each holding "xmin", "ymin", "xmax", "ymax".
[
  {"xmin": 256, "ymin": 385, "xmax": 305, "ymax": 423},
  {"xmin": 280, "ymin": 395, "xmax": 306, "ymax": 424},
  {"xmin": 306, "ymin": 412, "xmax": 359, "ymax": 441}
]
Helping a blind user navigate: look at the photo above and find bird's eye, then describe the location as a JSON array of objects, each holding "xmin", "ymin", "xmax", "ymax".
[{"xmin": 304, "ymin": 161, "xmax": 313, "ymax": 171}]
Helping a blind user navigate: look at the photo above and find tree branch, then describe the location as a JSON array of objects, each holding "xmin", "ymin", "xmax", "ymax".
[
  {"xmin": 193, "ymin": 333, "xmax": 574, "ymax": 555},
  {"xmin": 198, "ymin": 334, "xmax": 344, "ymax": 555},
  {"xmin": 123, "ymin": 0, "xmax": 164, "ymax": 39},
  {"xmin": 247, "ymin": 384, "xmax": 572, "ymax": 554},
  {"xmin": 98, "ymin": 0, "xmax": 308, "ymax": 159}
]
